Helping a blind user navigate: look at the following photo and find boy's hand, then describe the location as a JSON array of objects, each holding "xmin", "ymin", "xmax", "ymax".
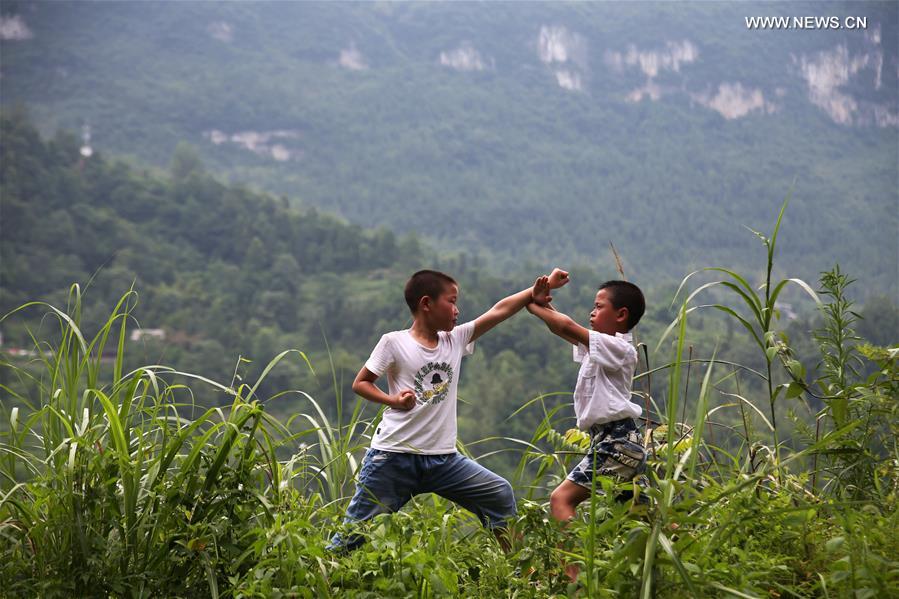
[
  {"xmin": 547, "ymin": 268, "xmax": 570, "ymax": 289},
  {"xmin": 390, "ymin": 390, "xmax": 417, "ymax": 410},
  {"xmin": 532, "ymin": 275, "xmax": 552, "ymax": 306}
]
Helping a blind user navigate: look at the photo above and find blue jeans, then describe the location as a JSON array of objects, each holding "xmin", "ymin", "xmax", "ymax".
[{"xmin": 328, "ymin": 449, "xmax": 516, "ymax": 551}]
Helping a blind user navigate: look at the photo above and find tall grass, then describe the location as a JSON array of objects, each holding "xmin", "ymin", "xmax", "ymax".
[
  {"xmin": 283, "ymin": 335, "xmax": 376, "ymax": 506},
  {"xmin": 662, "ymin": 198, "xmax": 820, "ymax": 476},
  {"xmin": 503, "ymin": 204, "xmax": 896, "ymax": 597},
  {"xmin": 0, "ymin": 286, "xmax": 311, "ymax": 596}
]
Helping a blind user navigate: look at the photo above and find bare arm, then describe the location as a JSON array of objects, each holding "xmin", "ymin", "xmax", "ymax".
[
  {"xmin": 526, "ymin": 301, "xmax": 590, "ymax": 347},
  {"xmin": 471, "ymin": 286, "xmax": 535, "ymax": 343},
  {"xmin": 352, "ymin": 367, "xmax": 416, "ymax": 410},
  {"xmin": 470, "ymin": 269, "xmax": 571, "ymax": 343}
]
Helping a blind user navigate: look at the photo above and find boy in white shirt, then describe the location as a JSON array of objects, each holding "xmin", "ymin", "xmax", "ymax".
[
  {"xmin": 329, "ymin": 268, "xmax": 565, "ymax": 551},
  {"xmin": 526, "ymin": 276, "xmax": 647, "ymax": 580}
]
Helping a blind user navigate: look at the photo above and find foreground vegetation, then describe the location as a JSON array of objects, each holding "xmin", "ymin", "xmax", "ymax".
[{"xmin": 2, "ymin": 241, "xmax": 896, "ymax": 597}]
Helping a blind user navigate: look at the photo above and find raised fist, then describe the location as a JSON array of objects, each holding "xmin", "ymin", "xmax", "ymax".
[{"xmin": 547, "ymin": 268, "xmax": 570, "ymax": 289}]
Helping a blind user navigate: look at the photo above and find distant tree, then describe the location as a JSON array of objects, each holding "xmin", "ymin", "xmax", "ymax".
[{"xmin": 170, "ymin": 142, "xmax": 205, "ymax": 181}]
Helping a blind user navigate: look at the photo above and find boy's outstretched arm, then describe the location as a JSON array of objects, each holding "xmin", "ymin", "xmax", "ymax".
[
  {"xmin": 470, "ymin": 269, "xmax": 568, "ymax": 343},
  {"xmin": 526, "ymin": 301, "xmax": 589, "ymax": 347},
  {"xmin": 470, "ymin": 285, "xmax": 535, "ymax": 343}
]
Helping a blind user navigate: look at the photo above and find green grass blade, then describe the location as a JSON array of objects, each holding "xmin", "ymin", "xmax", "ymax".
[
  {"xmin": 666, "ymin": 301, "xmax": 688, "ymax": 477},
  {"xmin": 687, "ymin": 348, "xmax": 717, "ymax": 479},
  {"xmin": 658, "ymin": 531, "xmax": 697, "ymax": 595},
  {"xmin": 704, "ymin": 267, "xmax": 762, "ymax": 313}
]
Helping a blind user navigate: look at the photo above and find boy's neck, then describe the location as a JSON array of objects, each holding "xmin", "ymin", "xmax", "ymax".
[{"xmin": 409, "ymin": 318, "xmax": 440, "ymax": 347}]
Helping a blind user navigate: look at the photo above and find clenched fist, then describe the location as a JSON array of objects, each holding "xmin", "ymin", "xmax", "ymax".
[
  {"xmin": 547, "ymin": 268, "xmax": 570, "ymax": 289},
  {"xmin": 391, "ymin": 389, "xmax": 417, "ymax": 410}
]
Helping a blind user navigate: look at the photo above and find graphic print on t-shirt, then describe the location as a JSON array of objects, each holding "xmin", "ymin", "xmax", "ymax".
[{"xmin": 413, "ymin": 361, "xmax": 454, "ymax": 406}]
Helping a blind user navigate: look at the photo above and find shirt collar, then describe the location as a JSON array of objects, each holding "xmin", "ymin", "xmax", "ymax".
[{"xmin": 616, "ymin": 331, "xmax": 633, "ymax": 342}]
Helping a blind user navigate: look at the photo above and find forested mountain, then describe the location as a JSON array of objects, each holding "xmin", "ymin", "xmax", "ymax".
[{"xmin": 1, "ymin": 2, "xmax": 896, "ymax": 294}]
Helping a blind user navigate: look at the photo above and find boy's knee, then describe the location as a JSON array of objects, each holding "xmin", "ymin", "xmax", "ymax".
[
  {"xmin": 484, "ymin": 479, "xmax": 516, "ymax": 527},
  {"xmin": 550, "ymin": 484, "xmax": 581, "ymax": 513},
  {"xmin": 549, "ymin": 486, "xmax": 566, "ymax": 511},
  {"xmin": 497, "ymin": 479, "xmax": 515, "ymax": 511}
]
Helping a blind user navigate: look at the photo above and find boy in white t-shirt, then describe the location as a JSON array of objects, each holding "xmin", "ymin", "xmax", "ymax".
[
  {"xmin": 329, "ymin": 268, "xmax": 567, "ymax": 551},
  {"xmin": 526, "ymin": 276, "xmax": 647, "ymax": 580}
]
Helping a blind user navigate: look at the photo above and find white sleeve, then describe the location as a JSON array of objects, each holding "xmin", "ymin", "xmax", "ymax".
[
  {"xmin": 452, "ymin": 321, "xmax": 476, "ymax": 356},
  {"xmin": 364, "ymin": 334, "xmax": 394, "ymax": 376},
  {"xmin": 573, "ymin": 343, "xmax": 587, "ymax": 363},
  {"xmin": 587, "ymin": 331, "xmax": 634, "ymax": 370}
]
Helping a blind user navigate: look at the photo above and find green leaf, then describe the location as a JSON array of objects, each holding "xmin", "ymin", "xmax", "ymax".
[
  {"xmin": 786, "ymin": 359, "xmax": 805, "ymax": 380},
  {"xmin": 785, "ymin": 382, "xmax": 804, "ymax": 399}
]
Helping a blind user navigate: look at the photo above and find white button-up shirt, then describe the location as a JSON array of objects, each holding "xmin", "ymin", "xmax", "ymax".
[{"xmin": 572, "ymin": 330, "xmax": 641, "ymax": 430}]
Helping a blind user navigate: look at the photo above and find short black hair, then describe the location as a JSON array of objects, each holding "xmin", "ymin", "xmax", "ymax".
[
  {"xmin": 404, "ymin": 270, "xmax": 457, "ymax": 313},
  {"xmin": 598, "ymin": 280, "xmax": 645, "ymax": 330}
]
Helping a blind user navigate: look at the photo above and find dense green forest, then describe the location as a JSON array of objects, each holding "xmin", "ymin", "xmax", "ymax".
[
  {"xmin": 2, "ymin": 110, "xmax": 897, "ymax": 481},
  {"xmin": 2, "ymin": 2, "xmax": 896, "ymax": 291}
]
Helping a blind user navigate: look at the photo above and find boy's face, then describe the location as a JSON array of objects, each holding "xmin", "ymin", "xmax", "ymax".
[
  {"xmin": 423, "ymin": 283, "xmax": 460, "ymax": 331},
  {"xmin": 590, "ymin": 289, "xmax": 628, "ymax": 335}
]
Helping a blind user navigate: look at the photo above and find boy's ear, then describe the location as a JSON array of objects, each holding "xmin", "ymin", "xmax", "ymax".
[
  {"xmin": 616, "ymin": 306, "xmax": 629, "ymax": 324},
  {"xmin": 419, "ymin": 295, "xmax": 432, "ymax": 312}
]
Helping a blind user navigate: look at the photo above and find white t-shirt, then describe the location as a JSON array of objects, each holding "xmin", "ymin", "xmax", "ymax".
[
  {"xmin": 571, "ymin": 330, "xmax": 641, "ymax": 430},
  {"xmin": 364, "ymin": 321, "xmax": 476, "ymax": 454}
]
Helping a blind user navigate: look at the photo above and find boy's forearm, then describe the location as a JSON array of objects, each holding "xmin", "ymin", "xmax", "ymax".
[
  {"xmin": 528, "ymin": 302, "xmax": 569, "ymax": 332},
  {"xmin": 471, "ymin": 287, "xmax": 534, "ymax": 342},
  {"xmin": 492, "ymin": 287, "xmax": 534, "ymax": 317},
  {"xmin": 528, "ymin": 302, "xmax": 587, "ymax": 345},
  {"xmin": 353, "ymin": 380, "xmax": 394, "ymax": 407}
]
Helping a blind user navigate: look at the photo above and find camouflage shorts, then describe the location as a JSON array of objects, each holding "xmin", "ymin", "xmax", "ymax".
[{"xmin": 567, "ymin": 418, "xmax": 647, "ymax": 490}]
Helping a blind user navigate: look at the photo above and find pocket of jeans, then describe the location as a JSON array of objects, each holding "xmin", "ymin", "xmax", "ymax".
[{"xmin": 369, "ymin": 449, "xmax": 393, "ymax": 463}]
